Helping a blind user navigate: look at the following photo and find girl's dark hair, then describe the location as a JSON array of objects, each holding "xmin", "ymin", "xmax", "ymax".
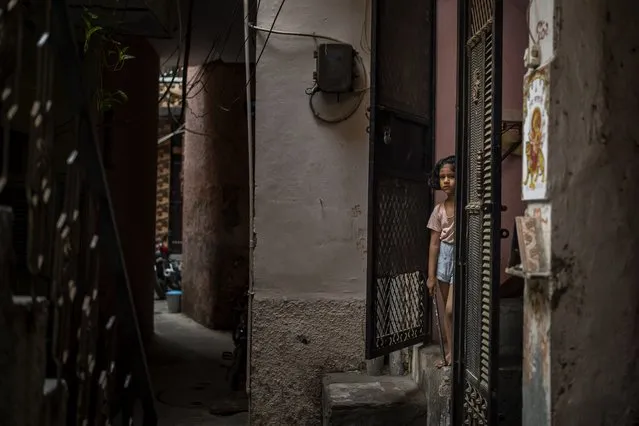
[{"xmin": 429, "ymin": 155, "xmax": 456, "ymax": 190}]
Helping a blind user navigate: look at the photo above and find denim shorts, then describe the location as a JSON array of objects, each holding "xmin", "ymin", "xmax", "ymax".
[{"xmin": 437, "ymin": 241, "xmax": 455, "ymax": 284}]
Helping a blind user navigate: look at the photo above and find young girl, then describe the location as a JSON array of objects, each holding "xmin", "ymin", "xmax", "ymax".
[{"xmin": 426, "ymin": 155, "xmax": 456, "ymax": 367}]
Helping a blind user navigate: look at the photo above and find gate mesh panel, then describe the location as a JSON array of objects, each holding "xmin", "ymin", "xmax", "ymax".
[
  {"xmin": 479, "ymin": 30, "xmax": 495, "ymax": 391},
  {"xmin": 470, "ymin": 0, "xmax": 495, "ymax": 35},
  {"xmin": 464, "ymin": 38, "xmax": 486, "ymax": 386},
  {"xmin": 373, "ymin": 176, "xmax": 429, "ymax": 350},
  {"xmin": 459, "ymin": 2, "xmax": 498, "ymax": 423}
]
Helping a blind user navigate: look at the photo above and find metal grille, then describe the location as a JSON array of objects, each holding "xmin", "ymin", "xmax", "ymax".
[
  {"xmin": 453, "ymin": 0, "xmax": 502, "ymax": 424},
  {"xmin": 372, "ymin": 177, "xmax": 429, "ymax": 351},
  {"xmin": 465, "ymin": 27, "xmax": 495, "ymax": 392},
  {"xmin": 464, "ymin": 33, "xmax": 486, "ymax": 387},
  {"xmin": 479, "ymin": 30, "xmax": 495, "ymax": 391},
  {"xmin": 0, "ymin": 1, "xmax": 156, "ymax": 424},
  {"xmin": 462, "ymin": 26, "xmax": 496, "ymax": 419},
  {"xmin": 470, "ymin": 0, "xmax": 494, "ymax": 36},
  {"xmin": 366, "ymin": 0, "xmax": 435, "ymax": 358}
]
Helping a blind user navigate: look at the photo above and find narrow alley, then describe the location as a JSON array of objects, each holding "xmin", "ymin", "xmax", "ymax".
[
  {"xmin": 149, "ymin": 301, "xmax": 247, "ymax": 426},
  {"xmin": 0, "ymin": 0, "xmax": 638, "ymax": 425}
]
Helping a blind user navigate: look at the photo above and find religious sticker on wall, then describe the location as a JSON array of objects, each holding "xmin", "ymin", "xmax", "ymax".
[{"xmin": 522, "ymin": 66, "xmax": 549, "ymax": 201}]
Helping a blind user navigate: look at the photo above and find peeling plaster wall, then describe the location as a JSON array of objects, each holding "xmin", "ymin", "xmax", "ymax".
[
  {"xmin": 546, "ymin": 0, "xmax": 639, "ymax": 423},
  {"xmin": 251, "ymin": 0, "xmax": 369, "ymax": 423}
]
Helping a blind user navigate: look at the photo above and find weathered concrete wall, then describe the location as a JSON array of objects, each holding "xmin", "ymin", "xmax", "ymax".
[
  {"xmin": 546, "ymin": 0, "xmax": 639, "ymax": 423},
  {"xmin": 251, "ymin": 0, "xmax": 369, "ymax": 423},
  {"xmin": 103, "ymin": 36, "xmax": 159, "ymax": 346},
  {"xmin": 251, "ymin": 299, "xmax": 365, "ymax": 424},
  {"xmin": 182, "ymin": 62, "xmax": 249, "ymax": 331}
]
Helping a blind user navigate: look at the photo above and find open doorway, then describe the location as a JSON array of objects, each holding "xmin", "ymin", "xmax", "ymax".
[{"xmin": 361, "ymin": 0, "xmax": 528, "ymax": 411}]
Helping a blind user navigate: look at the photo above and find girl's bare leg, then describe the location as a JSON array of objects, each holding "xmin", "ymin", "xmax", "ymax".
[
  {"xmin": 444, "ymin": 284, "xmax": 454, "ymax": 365},
  {"xmin": 435, "ymin": 281, "xmax": 451, "ymax": 367}
]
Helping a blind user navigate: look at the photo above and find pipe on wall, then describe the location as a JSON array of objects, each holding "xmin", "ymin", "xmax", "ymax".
[{"xmin": 243, "ymin": 0, "xmax": 256, "ymax": 398}]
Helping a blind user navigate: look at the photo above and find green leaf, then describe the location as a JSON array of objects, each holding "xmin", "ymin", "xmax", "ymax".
[{"xmin": 84, "ymin": 25, "xmax": 103, "ymax": 53}]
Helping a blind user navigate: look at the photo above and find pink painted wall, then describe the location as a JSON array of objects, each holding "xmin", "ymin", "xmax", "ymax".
[
  {"xmin": 435, "ymin": 0, "xmax": 457, "ymax": 164},
  {"xmin": 500, "ymin": 0, "xmax": 528, "ymax": 282},
  {"xmin": 435, "ymin": 0, "xmax": 528, "ymax": 283}
]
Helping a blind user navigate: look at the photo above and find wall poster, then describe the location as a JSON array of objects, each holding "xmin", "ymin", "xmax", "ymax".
[{"xmin": 522, "ymin": 66, "xmax": 550, "ymax": 201}]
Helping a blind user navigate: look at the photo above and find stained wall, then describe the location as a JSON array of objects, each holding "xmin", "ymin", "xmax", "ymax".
[
  {"xmin": 546, "ymin": 0, "xmax": 639, "ymax": 423},
  {"xmin": 250, "ymin": 0, "xmax": 369, "ymax": 423}
]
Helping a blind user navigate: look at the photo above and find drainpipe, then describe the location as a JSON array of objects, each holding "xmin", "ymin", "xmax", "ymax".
[{"xmin": 243, "ymin": 0, "xmax": 255, "ymax": 398}]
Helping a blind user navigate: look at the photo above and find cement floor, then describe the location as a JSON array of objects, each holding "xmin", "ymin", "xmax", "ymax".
[{"xmin": 149, "ymin": 300, "xmax": 248, "ymax": 426}]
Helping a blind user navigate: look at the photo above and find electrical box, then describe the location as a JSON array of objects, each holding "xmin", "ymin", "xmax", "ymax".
[{"xmin": 314, "ymin": 43, "xmax": 354, "ymax": 94}]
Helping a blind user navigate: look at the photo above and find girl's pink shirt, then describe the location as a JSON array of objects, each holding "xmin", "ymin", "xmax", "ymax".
[{"xmin": 427, "ymin": 202, "xmax": 455, "ymax": 244}]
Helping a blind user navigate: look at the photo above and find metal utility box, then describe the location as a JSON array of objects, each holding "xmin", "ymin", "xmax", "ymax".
[{"xmin": 315, "ymin": 43, "xmax": 354, "ymax": 93}]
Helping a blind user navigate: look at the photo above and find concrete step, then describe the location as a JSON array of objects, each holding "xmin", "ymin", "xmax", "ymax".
[
  {"xmin": 322, "ymin": 373, "xmax": 427, "ymax": 426},
  {"xmin": 413, "ymin": 344, "xmax": 523, "ymax": 426},
  {"xmin": 412, "ymin": 345, "xmax": 451, "ymax": 426}
]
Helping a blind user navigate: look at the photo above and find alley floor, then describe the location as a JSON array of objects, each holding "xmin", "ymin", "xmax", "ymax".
[{"xmin": 149, "ymin": 300, "xmax": 248, "ymax": 425}]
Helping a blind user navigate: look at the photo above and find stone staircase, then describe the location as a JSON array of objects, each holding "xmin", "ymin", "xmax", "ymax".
[
  {"xmin": 322, "ymin": 373, "xmax": 428, "ymax": 426},
  {"xmin": 321, "ymin": 297, "xmax": 523, "ymax": 425}
]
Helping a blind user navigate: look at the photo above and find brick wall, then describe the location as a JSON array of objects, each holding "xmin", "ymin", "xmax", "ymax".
[{"xmin": 155, "ymin": 137, "xmax": 171, "ymax": 240}]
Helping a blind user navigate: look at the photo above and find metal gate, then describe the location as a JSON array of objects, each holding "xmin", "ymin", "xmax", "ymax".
[
  {"xmin": 452, "ymin": 0, "xmax": 503, "ymax": 424},
  {"xmin": 365, "ymin": 0, "xmax": 435, "ymax": 358}
]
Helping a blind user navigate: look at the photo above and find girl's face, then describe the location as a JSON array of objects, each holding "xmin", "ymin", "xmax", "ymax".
[{"xmin": 439, "ymin": 164, "xmax": 456, "ymax": 195}]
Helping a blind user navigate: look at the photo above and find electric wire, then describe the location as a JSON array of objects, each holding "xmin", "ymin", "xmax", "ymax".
[
  {"xmin": 182, "ymin": 0, "xmax": 245, "ymax": 101},
  {"xmin": 160, "ymin": 0, "xmax": 249, "ymax": 139},
  {"xmin": 234, "ymin": 0, "xmax": 262, "ymax": 62},
  {"xmin": 179, "ymin": 0, "xmax": 195, "ymax": 124},
  {"xmin": 218, "ymin": 0, "xmax": 288, "ymax": 110},
  {"xmin": 248, "ymin": 23, "xmax": 347, "ymax": 45},
  {"xmin": 158, "ymin": 0, "xmax": 185, "ymax": 107}
]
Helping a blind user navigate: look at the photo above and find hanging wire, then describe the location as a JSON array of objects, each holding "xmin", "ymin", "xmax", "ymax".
[
  {"xmin": 308, "ymin": 52, "xmax": 369, "ymax": 124},
  {"xmin": 158, "ymin": 0, "xmax": 185, "ymax": 106},
  {"xmin": 185, "ymin": 0, "xmax": 245, "ymax": 100}
]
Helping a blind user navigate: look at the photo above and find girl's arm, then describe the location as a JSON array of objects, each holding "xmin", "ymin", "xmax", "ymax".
[{"xmin": 428, "ymin": 229, "xmax": 441, "ymax": 284}]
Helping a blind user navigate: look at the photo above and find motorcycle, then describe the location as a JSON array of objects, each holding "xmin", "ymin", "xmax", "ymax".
[{"xmin": 154, "ymin": 242, "xmax": 182, "ymax": 300}]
